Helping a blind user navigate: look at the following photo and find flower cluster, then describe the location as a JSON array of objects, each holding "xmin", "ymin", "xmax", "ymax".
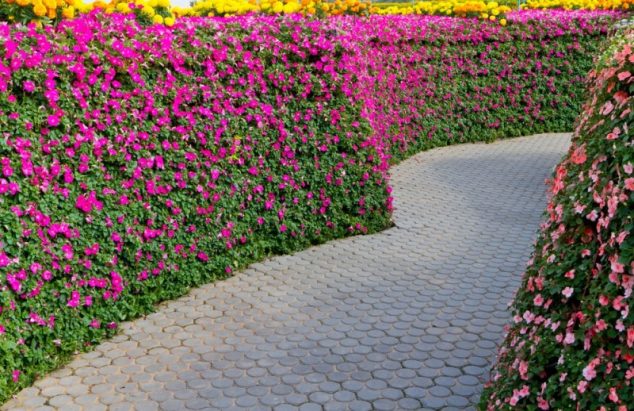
[
  {"xmin": 0, "ymin": 10, "xmax": 620, "ymax": 402},
  {"xmin": 374, "ymin": 0, "xmax": 513, "ymax": 24},
  {"xmin": 173, "ymin": 0, "xmax": 370, "ymax": 17},
  {"xmin": 0, "ymin": 0, "xmax": 76, "ymax": 24},
  {"xmin": 481, "ymin": 29, "xmax": 633, "ymax": 410},
  {"xmin": 105, "ymin": 0, "xmax": 176, "ymax": 26},
  {"xmin": 524, "ymin": 0, "xmax": 632, "ymax": 10},
  {"xmin": 0, "ymin": 0, "xmax": 177, "ymax": 25}
]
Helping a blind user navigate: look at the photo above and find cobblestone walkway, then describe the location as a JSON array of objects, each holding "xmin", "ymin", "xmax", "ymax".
[{"xmin": 5, "ymin": 134, "xmax": 571, "ymax": 411}]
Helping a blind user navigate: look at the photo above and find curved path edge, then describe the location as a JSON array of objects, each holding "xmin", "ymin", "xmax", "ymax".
[{"xmin": 4, "ymin": 133, "xmax": 571, "ymax": 411}]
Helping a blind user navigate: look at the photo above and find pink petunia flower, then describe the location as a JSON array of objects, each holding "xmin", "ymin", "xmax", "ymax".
[{"xmin": 23, "ymin": 81, "xmax": 35, "ymax": 92}]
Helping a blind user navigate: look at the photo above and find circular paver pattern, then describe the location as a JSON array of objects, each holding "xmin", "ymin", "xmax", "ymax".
[{"xmin": 3, "ymin": 134, "xmax": 571, "ymax": 410}]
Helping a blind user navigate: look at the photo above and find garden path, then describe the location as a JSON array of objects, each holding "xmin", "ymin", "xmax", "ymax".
[{"xmin": 4, "ymin": 133, "xmax": 571, "ymax": 411}]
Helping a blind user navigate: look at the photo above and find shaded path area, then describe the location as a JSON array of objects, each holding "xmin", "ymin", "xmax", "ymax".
[{"xmin": 4, "ymin": 134, "xmax": 571, "ymax": 411}]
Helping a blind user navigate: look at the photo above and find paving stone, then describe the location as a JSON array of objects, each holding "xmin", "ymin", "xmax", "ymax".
[
  {"xmin": 373, "ymin": 399, "xmax": 397, "ymax": 411},
  {"xmin": 398, "ymin": 397, "xmax": 423, "ymax": 409},
  {"xmin": 2, "ymin": 134, "xmax": 570, "ymax": 411},
  {"xmin": 349, "ymin": 400, "xmax": 372, "ymax": 411},
  {"xmin": 299, "ymin": 404, "xmax": 322, "ymax": 411}
]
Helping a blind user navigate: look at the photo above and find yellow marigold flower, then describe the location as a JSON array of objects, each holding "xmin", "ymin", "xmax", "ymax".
[
  {"xmin": 283, "ymin": 2, "xmax": 298, "ymax": 13},
  {"xmin": 43, "ymin": 0, "xmax": 56, "ymax": 8},
  {"xmin": 164, "ymin": 16, "xmax": 175, "ymax": 26},
  {"xmin": 16, "ymin": 0, "xmax": 30, "ymax": 6},
  {"xmin": 33, "ymin": 3, "xmax": 48, "ymax": 16},
  {"xmin": 141, "ymin": 5, "xmax": 155, "ymax": 15},
  {"xmin": 152, "ymin": 14, "xmax": 164, "ymax": 23},
  {"xmin": 62, "ymin": 5, "xmax": 75, "ymax": 18},
  {"xmin": 500, "ymin": 17, "xmax": 507, "ymax": 25}
]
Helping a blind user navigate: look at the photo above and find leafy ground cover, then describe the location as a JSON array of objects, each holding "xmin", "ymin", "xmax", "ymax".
[
  {"xmin": 481, "ymin": 28, "xmax": 633, "ymax": 410},
  {"xmin": 0, "ymin": 10, "xmax": 622, "ymax": 402}
]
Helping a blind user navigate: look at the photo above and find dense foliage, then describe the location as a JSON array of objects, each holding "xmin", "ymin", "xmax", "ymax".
[
  {"xmin": 481, "ymin": 29, "xmax": 633, "ymax": 410},
  {"xmin": 0, "ymin": 10, "xmax": 619, "ymax": 402}
]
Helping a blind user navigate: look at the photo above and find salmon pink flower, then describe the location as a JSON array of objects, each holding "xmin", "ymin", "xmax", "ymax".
[{"xmin": 571, "ymin": 145, "xmax": 587, "ymax": 164}]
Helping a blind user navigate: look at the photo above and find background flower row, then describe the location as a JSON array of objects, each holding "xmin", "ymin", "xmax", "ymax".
[{"xmin": 1, "ymin": 0, "xmax": 632, "ymax": 26}]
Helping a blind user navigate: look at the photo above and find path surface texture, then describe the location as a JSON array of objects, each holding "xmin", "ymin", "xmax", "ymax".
[{"xmin": 5, "ymin": 133, "xmax": 571, "ymax": 411}]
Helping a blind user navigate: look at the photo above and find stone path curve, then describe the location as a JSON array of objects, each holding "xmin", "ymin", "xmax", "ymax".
[{"xmin": 4, "ymin": 133, "xmax": 571, "ymax": 411}]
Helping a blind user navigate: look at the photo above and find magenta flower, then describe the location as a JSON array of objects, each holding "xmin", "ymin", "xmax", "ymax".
[
  {"xmin": 23, "ymin": 81, "xmax": 35, "ymax": 92},
  {"xmin": 66, "ymin": 291, "xmax": 80, "ymax": 308},
  {"xmin": 75, "ymin": 191, "xmax": 103, "ymax": 213},
  {"xmin": 47, "ymin": 115, "xmax": 60, "ymax": 127},
  {"xmin": 0, "ymin": 252, "xmax": 10, "ymax": 267}
]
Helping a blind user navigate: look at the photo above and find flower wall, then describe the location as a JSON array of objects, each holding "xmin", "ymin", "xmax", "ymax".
[
  {"xmin": 0, "ymin": 10, "xmax": 619, "ymax": 401},
  {"xmin": 481, "ymin": 29, "xmax": 633, "ymax": 410}
]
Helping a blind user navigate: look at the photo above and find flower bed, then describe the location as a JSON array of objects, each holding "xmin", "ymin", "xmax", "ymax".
[
  {"xmin": 2, "ymin": 0, "xmax": 632, "ymax": 26},
  {"xmin": 481, "ymin": 28, "xmax": 633, "ymax": 410},
  {"xmin": 0, "ymin": 10, "xmax": 620, "ymax": 401}
]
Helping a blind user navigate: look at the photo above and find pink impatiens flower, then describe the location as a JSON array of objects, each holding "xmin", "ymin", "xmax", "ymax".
[
  {"xmin": 75, "ymin": 191, "xmax": 103, "ymax": 214},
  {"xmin": 23, "ymin": 81, "xmax": 35, "ymax": 92},
  {"xmin": 533, "ymin": 294, "xmax": 544, "ymax": 306},
  {"xmin": 67, "ymin": 291, "xmax": 81, "ymax": 308},
  {"xmin": 583, "ymin": 364, "xmax": 597, "ymax": 381},
  {"xmin": 563, "ymin": 332, "xmax": 575, "ymax": 345},
  {"xmin": 47, "ymin": 115, "xmax": 60, "ymax": 127},
  {"xmin": 570, "ymin": 145, "xmax": 587, "ymax": 164},
  {"xmin": 0, "ymin": 252, "xmax": 10, "ymax": 267}
]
